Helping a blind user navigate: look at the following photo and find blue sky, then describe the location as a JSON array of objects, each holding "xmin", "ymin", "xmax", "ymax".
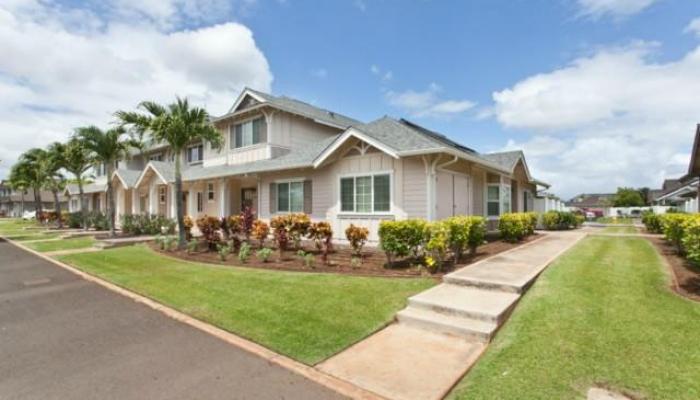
[{"xmin": 2, "ymin": 0, "xmax": 700, "ymax": 198}]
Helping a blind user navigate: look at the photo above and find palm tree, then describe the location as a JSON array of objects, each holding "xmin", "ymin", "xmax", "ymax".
[
  {"xmin": 45, "ymin": 142, "xmax": 67, "ymax": 228},
  {"xmin": 116, "ymin": 97, "xmax": 223, "ymax": 247},
  {"xmin": 18, "ymin": 148, "xmax": 50, "ymax": 217},
  {"xmin": 8, "ymin": 164, "xmax": 29, "ymax": 217},
  {"xmin": 62, "ymin": 138, "xmax": 94, "ymax": 230},
  {"xmin": 75, "ymin": 126, "xmax": 132, "ymax": 237}
]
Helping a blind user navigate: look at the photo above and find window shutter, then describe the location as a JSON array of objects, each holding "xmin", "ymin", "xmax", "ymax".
[
  {"xmin": 303, "ymin": 180, "xmax": 312, "ymax": 215},
  {"xmin": 269, "ymin": 182, "xmax": 276, "ymax": 214}
]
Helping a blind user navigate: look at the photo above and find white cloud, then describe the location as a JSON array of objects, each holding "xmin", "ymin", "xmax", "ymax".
[
  {"xmin": 491, "ymin": 39, "xmax": 700, "ymax": 198},
  {"xmin": 577, "ymin": 0, "xmax": 657, "ymax": 19},
  {"xmin": 386, "ymin": 83, "xmax": 475, "ymax": 118},
  {"xmin": 685, "ymin": 17, "xmax": 700, "ymax": 37},
  {"xmin": 311, "ymin": 68, "xmax": 328, "ymax": 79},
  {"xmin": 353, "ymin": 0, "xmax": 366, "ymax": 12},
  {"xmin": 370, "ymin": 64, "xmax": 393, "ymax": 81},
  {"xmin": 0, "ymin": 0, "xmax": 272, "ymax": 178}
]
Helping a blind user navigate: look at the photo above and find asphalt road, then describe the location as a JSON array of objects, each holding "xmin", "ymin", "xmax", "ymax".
[{"xmin": 0, "ymin": 239, "xmax": 346, "ymax": 400}]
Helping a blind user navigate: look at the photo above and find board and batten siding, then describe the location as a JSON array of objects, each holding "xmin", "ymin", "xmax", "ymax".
[
  {"xmin": 402, "ymin": 156, "xmax": 428, "ymax": 219},
  {"xmin": 471, "ymin": 166, "xmax": 485, "ymax": 216},
  {"xmin": 268, "ymin": 112, "xmax": 340, "ymax": 149}
]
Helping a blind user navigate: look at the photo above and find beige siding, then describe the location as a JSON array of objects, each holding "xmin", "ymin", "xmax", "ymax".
[
  {"xmin": 471, "ymin": 166, "xmax": 485, "ymax": 216},
  {"xmin": 402, "ymin": 156, "xmax": 427, "ymax": 218},
  {"xmin": 269, "ymin": 112, "xmax": 340, "ymax": 148}
]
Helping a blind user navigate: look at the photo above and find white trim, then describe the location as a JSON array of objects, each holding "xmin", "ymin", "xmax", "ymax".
[
  {"xmin": 111, "ymin": 171, "xmax": 128, "ymax": 189},
  {"xmin": 134, "ymin": 162, "xmax": 168, "ymax": 189},
  {"xmin": 336, "ymin": 171, "xmax": 394, "ymax": 216},
  {"xmin": 227, "ymin": 89, "xmax": 267, "ymax": 114},
  {"xmin": 313, "ymin": 128, "xmax": 400, "ymax": 168}
]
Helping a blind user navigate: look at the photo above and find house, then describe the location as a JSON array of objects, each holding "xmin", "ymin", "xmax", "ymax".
[
  {"xmin": 0, "ymin": 180, "xmax": 67, "ymax": 217},
  {"xmin": 65, "ymin": 88, "xmax": 550, "ymax": 239},
  {"xmin": 565, "ymin": 193, "xmax": 615, "ymax": 212},
  {"xmin": 534, "ymin": 192, "xmax": 566, "ymax": 213},
  {"xmin": 655, "ymin": 124, "xmax": 700, "ymax": 213}
]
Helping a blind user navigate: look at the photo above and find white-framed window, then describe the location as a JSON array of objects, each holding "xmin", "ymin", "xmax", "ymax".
[
  {"xmin": 149, "ymin": 153, "xmax": 163, "ymax": 162},
  {"xmin": 196, "ymin": 192, "xmax": 203, "ymax": 212},
  {"xmin": 230, "ymin": 117, "xmax": 265, "ymax": 149},
  {"xmin": 487, "ymin": 183, "xmax": 512, "ymax": 217},
  {"xmin": 339, "ymin": 173, "xmax": 391, "ymax": 214},
  {"xmin": 187, "ymin": 144, "xmax": 204, "ymax": 164},
  {"xmin": 276, "ymin": 181, "xmax": 304, "ymax": 213},
  {"xmin": 207, "ymin": 183, "xmax": 215, "ymax": 202},
  {"xmin": 159, "ymin": 187, "xmax": 166, "ymax": 204},
  {"xmin": 95, "ymin": 163, "xmax": 106, "ymax": 177},
  {"xmin": 71, "ymin": 198, "xmax": 79, "ymax": 210}
]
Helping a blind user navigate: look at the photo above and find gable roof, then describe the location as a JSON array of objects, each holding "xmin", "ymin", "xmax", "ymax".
[
  {"xmin": 216, "ymin": 87, "xmax": 361, "ymax": 129},
  {"xmin": 565, "ymin": 193, "xmax": 615, "ymax": 208},
  {"xmin": 112, "ymin": 169, "xmax": 142, "ymax": 189},
  {"xmin": 133, "ymin": 161, "xmax": 176, "ymax": 188},
  {"xmin": 64, "ymin": 182, "xmax": 107, "ymax": 196},
  {"xmin": 685, "ymin": 124, "xmax": 700, "ymax": 181}
]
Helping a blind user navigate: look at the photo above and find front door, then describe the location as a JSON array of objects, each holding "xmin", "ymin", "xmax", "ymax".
[{"xmin": 241, "ymin": 188, "xmax": 257, "ymax": 212}]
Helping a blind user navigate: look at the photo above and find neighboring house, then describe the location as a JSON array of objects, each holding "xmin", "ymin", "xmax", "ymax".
[
  {"xmin": 566, "ymin": 193, "xmax": 615, "ymax": 210},
  {"xmin": 655, "ymin": 124, "xmax": 700, "ymax": 213},
  {"xmin": 65, "ymin": 88, "xmax": 551, "ymax": 238},
  {"xmin": 0, "ymin": 180, "xmax": 67, "ymax": 217},
  {"xmin": 534, "ymin": 192, "xmax": 566, "ymax": 213}
]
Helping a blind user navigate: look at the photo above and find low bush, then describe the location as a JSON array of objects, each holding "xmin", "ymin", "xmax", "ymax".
[
  {"xmin": 240, "ymin": 206, "xmax": 256, "ymax": 240},
  {"xmin": 120, "ymin": 214, "xmax": 176, "ymax": 235},
  {"xmin": 642, "ymin": 211, "xmax": 663, "ymax": 233},
  {"xmin": 252, "ymin": 220, "xmax": 270, "ymax": 247},
  {"xmin": 89, "ymin": 211, "xmax": 110, "ymax": 231},
  {"xmin": 256, "ymin": 247, "xmax": 273, "ymax": 263},
  {"xmin": 183, "ymin": 215, "xmax": 194, "ymax": 240},
  {"xmin": 378, "ymin": 219, "xmax": 428, "ymax": 264},
  {"xmin": 661, "ymin": 213, "xmax": 691, "ymax": 254},
  {"xmin": 345, "ymin": 224, "xmax": 369, "ymax": 256},
  {"xmin": 681, "ymin": 215, "xmax": 700, "ymax": 264},
  {"xmin": 186, "ymin": 238, "xmax": 198, "ymax": 254},
  {"xmin": 197, "ymin": 215, "xmax": 222, "ymax": 251},
  {"xmin": 238, "ymin": 242, "xmax": 251, "ymax": 263},
  {"xmin": 425, "ymin": 221, "xmax": 449, "ymax": 272},
  {"xmin": 217, "ymin": 242, "xmax": 231, "ymax": 261},
  {"xmin": 541, "ymin": 211, "xmax": 580, "ymax": 230},
  {"xmin": 67, "ymin": 212, "xmax": 83, "ymax": 228},
  {"xmin": 498, "ymin": 213, "xmax": 529, "ymax": 242},
  {"xmin": 308, "ymin": 221, "xmax": 333, "ymax": 263}
]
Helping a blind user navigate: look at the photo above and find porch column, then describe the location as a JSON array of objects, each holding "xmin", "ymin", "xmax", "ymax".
[
  {"xmin": 132, "ymin": 189, "xmax": 139, "ymax": 214},
  {"xmin": 188, "ymin": 187, "xmax": 197, "ymax": 216},
  {"xmin": 149, "ymin": 183, "xmax": 156, "ymax": 214},
  {"xmin": 115, "ymin": 188, "xmax": 122, "ymax": 219},
  {"xmin": 219, "ymin": 178, "xmax": 229, "ymax": 218},
  {"xmin": 170, "ymin": 184, "xmax": 177, "ymax": 219}
]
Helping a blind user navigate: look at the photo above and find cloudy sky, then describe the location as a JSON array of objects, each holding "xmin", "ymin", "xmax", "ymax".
[{"xmin": 1, "ymin": 0, "xmax": 699, "ymax": 199}]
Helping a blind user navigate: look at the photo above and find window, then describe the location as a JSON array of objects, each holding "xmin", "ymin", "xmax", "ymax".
[
  {"xmin": 207, "ymin": 183, "xmax": 215, "ymax": 202},
  {"xmin": 276, "ymin": 181, "xmax": 303, "ymax": 213},
  {"xmin": 487, "ymin": 185, "xmax": 500, "ymax": 217},
  {"xmin": 196, "ymin": 192, "xmax": 203, "ymax": 212},
  {"xmin": 71, "ymin": 198, "xmax": 78, "ymax": 210},
  {"xmin": 230, "ymin": 117, "xmax": 265, "ymax": 149},
  {"xmin": 339, "ymin": 173, "xmax": 391, "ymax": 213},
  {"xmin": 487, "ymin": 183, "xmax": 512, "ymax": 217},
  {"xmin": 149, "ymin": 153, "xmax": 163, "ymax": 162},
  {"xmin": 95, "ymin": 163, "xmax": 106, "ymax": 177},
  {"xmin": 187, "ymin": 144, "xmax": 204, "ymax": 164},
  {"xmin": 159, "ymin": 187, "xmax": 166, "ymax": 204}
]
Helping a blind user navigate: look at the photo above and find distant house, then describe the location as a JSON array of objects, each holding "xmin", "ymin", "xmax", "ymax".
[
  {"xmin": 0, "ymin": 180, "xmax": 67, "ymax": 217},
  {"xmin": 565, "ymin": 193, "xmax": 615, "ymax": 210},
  {"xmin": 656, "ymin": 125, "xmax": 700, "ymax": 212}
]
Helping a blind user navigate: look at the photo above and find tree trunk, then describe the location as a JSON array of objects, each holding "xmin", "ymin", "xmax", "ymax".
[
  {"xmin": 20, "ymin": 190, "xmax": 25, "ymax": 217},
  {"xmin": 107, "ymin": 165, "xmax": 116, "ymax": 237},
  {"xmin": 78, "ymin": 180, "xmax": 88, "ymax": 231},
  {"xmin": 34, "ymin": 187, "xmax": 42, "ymax": 217},
  {"xmin": 52, "ymin": 188, "xmax": 63, "ymax": 229},
  {"xmin": 175, "ymin": 154, "xmax": 186, "ymax": 249}
]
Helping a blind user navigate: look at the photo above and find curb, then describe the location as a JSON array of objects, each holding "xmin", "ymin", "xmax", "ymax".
[{"xmin": 1, "ymin": 235, "xmax": 386, "ymax": 400}]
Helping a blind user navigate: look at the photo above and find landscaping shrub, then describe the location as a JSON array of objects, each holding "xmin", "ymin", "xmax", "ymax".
[
  {"xmin": 183, "ymin": 215, "xmax": 193, "ymax": 240},
  {"xmin": 256, "ymin": 247, "xmax": 273, "ymax": 263},
  {"xmin": 642, "ymin": 211, "xmax": 663, "ymax": 233},
  {"xmin": 499, "ymin": 213, "xmax": 529, "ymax": 242},
  {"xmin": 240, "ymin": 206, "xmax": 255, "ymax": 240},
  {"xmin": 289, "ymin": 213, "xmax": 311, "ymax": 249},
  {"xmin": 154, "ymin": 234, "xmax": 176, "ymax": 251},
  {"xmin": 661, "ymin": 213, "xmax": 691, "ymax": 254},
  {"xmin": 345, "ymin": 224, "xmax": 369, "ymax": 257},
  {"xmin": 425, "ymin": 221, "xmax": 449, "ymax": 272},
  {"xmin": 217, "ymin": 242, "xmax": 231, "ymax": 261},
  {"xmin": 67, "ymin": 212, "xmax": 83, "ymax": 228},
  {"xmin": 574, "ymin": 214, "xmax": 585, "ymax": 227},
  {"xmin": 252, "ymin": 220, "xmax": 270, "ymax": 248},
  {"xmin": 88, "ymin": 211, "xmax": 110, "ymax": 231},
  {"xmin": 378, "ymin": 219, "xmax": 428, "ymax": 264},
  {"xmin": 238, "ymin": 242, "xmax": 251, "ymax": 263},
  {"xmin": 541, "ymin": 211, "xmax": 579, "ymax": 230},
  {"xmin": 308, "ymin": 221, "xmax": 333, "ymax": 263},
  {"xmin": 467, "ymin": 216, "xmax": 487, "ymax": 255},
  {"xmin": 681, "ymin": 215, "xmax": 700, "ymax": 264},
  {"xmin": 444, "ymin": 216, "xmax": 472, "ymax": 262},
  {"xmin": 120, "ymin": 214, "xmax": 175, "ymax": 235},
  {"xmin": 186, "ymin": 238, "xmax": 198, "ymax": 254},
  {"xmin": 196, "ymin": 215, "xmax": 222, "ymax": 251}
]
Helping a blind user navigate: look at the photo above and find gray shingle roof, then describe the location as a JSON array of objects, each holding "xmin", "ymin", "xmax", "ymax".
[
  {"xmin": 147, "ymin": 161, "xmax": 176, "ymax": 183},
  {"xmin": 65, "ymin": 182, "xmax": 107, "ymax": 195},
  {"xmin": 352, "ymin": 117, "xmax": 444, "ymax": 152},
  {"xmin": 114, "ymin": 169, "xmax": 142, "ymax": 188},
  {"xmin": 217, "ymin": 88, "xmax": 361, "ymax": 129},
  {"xmin": 480, "ymin": 150, "xmax": 524, "ymax": 171},
  {"xmin": 182, "ymin": 135, "xmax": 340, "ymax": 181}
]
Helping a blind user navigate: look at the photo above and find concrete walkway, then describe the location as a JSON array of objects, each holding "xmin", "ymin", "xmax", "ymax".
[{"xmin": 319, "ymin": 231, "xmax": 586, "ymax": 400}]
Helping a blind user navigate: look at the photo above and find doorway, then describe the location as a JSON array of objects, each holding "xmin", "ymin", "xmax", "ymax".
[{"xmin": 241, "ymin": 188, "xmax": 257, "ymax": 213}]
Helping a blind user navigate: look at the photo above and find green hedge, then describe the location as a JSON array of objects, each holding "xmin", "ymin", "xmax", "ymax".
[
  {"xmin": 541, "ymin": 211, "xmax": 582, "ymax": 230},
  {"xmin": 642, "ymin": 211, "xmax": 663, "ymax": 233},
  {"xmin": 120, "ymin": 214, "xmax": 176, "ymax": 235},
  {"xmin": 498, "ymin": 213, "xmax": 532, "ymax": 242},
  {"xmin": 378, "ymin": 216, "xmax": 486, "ymax": 270}
]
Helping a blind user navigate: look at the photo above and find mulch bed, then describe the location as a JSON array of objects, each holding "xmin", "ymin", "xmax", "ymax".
[
  {"xmin": 150, "ymin": 233, "xmax": 542, "ymax": 278},
  {"xmin": 647, "ymin": 236, "xmax": 700, "ymax": 302}
]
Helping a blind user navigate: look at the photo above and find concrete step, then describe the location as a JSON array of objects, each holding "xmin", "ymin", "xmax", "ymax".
[
  {"xmin": 396, "ymin": 306, "xmax": 497, "ymax": 342},
  {"xmin": 443, "ymin": 274, "xmax": 523, "ymax": 293},
  {"xmin": 408, "ymin": 284, "xmax": 520, "ymax": 323}
]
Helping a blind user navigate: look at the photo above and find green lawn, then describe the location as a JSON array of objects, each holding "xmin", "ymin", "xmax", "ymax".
[
  {"xmin": 4, "ymin": 232, "xmax": 62, "ymax": 241},
  {"xmin": 58, "ymin": 245, "xmax": 435, "ymax": 364},
  {"xmin": 602, "ymin": 225, "xmax": 638, "ymax": 234},
  {"xmin": 596, "ymin": 216, "xmax": 635, "ymax": 224},
  {"xmin": 449, "ymin": 236, "xmax": 700, "ymax": 400},
  {"xmin": 25, "ymin": 236, "xmax": 96, "ymax": 252}
]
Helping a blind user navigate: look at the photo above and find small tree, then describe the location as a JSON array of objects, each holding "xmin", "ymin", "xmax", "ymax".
[
  {"xmin": 62, "ymin": 138, "xmax": 94, "ymax": 230},
  {"xmin": 612, "ymin": 187, "xmax": 645, "ymax": 207}
]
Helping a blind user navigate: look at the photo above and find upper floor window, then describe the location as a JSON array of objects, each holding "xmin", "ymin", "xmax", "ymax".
[
  {"xmin": 340, "ymin": 173, "xmax": 391, "ymax": 214},
  {"xmin": 231, "ymin": 117, "xmax": 266, "ymax": 149},
  {"xmin": 94, "ymin": 163, "xmax": 106, "ymax": 177},
  {"xmin": 149, "ymin": 153, "xmax": 163, "ymax": 162},
  {"xmin": 187, "ymin": 144, "xmax": 204, "ymax": 164}
]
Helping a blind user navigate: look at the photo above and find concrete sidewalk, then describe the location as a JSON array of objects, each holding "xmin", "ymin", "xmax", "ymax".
[{"xmin": 319, "ymin": 231, "xmax": 585, "ymax": 400}]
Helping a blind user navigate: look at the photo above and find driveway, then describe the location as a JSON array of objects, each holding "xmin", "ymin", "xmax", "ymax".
[{"xmin": 0, "ymin": 239, "xmax": 346, "ymax": 400}]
